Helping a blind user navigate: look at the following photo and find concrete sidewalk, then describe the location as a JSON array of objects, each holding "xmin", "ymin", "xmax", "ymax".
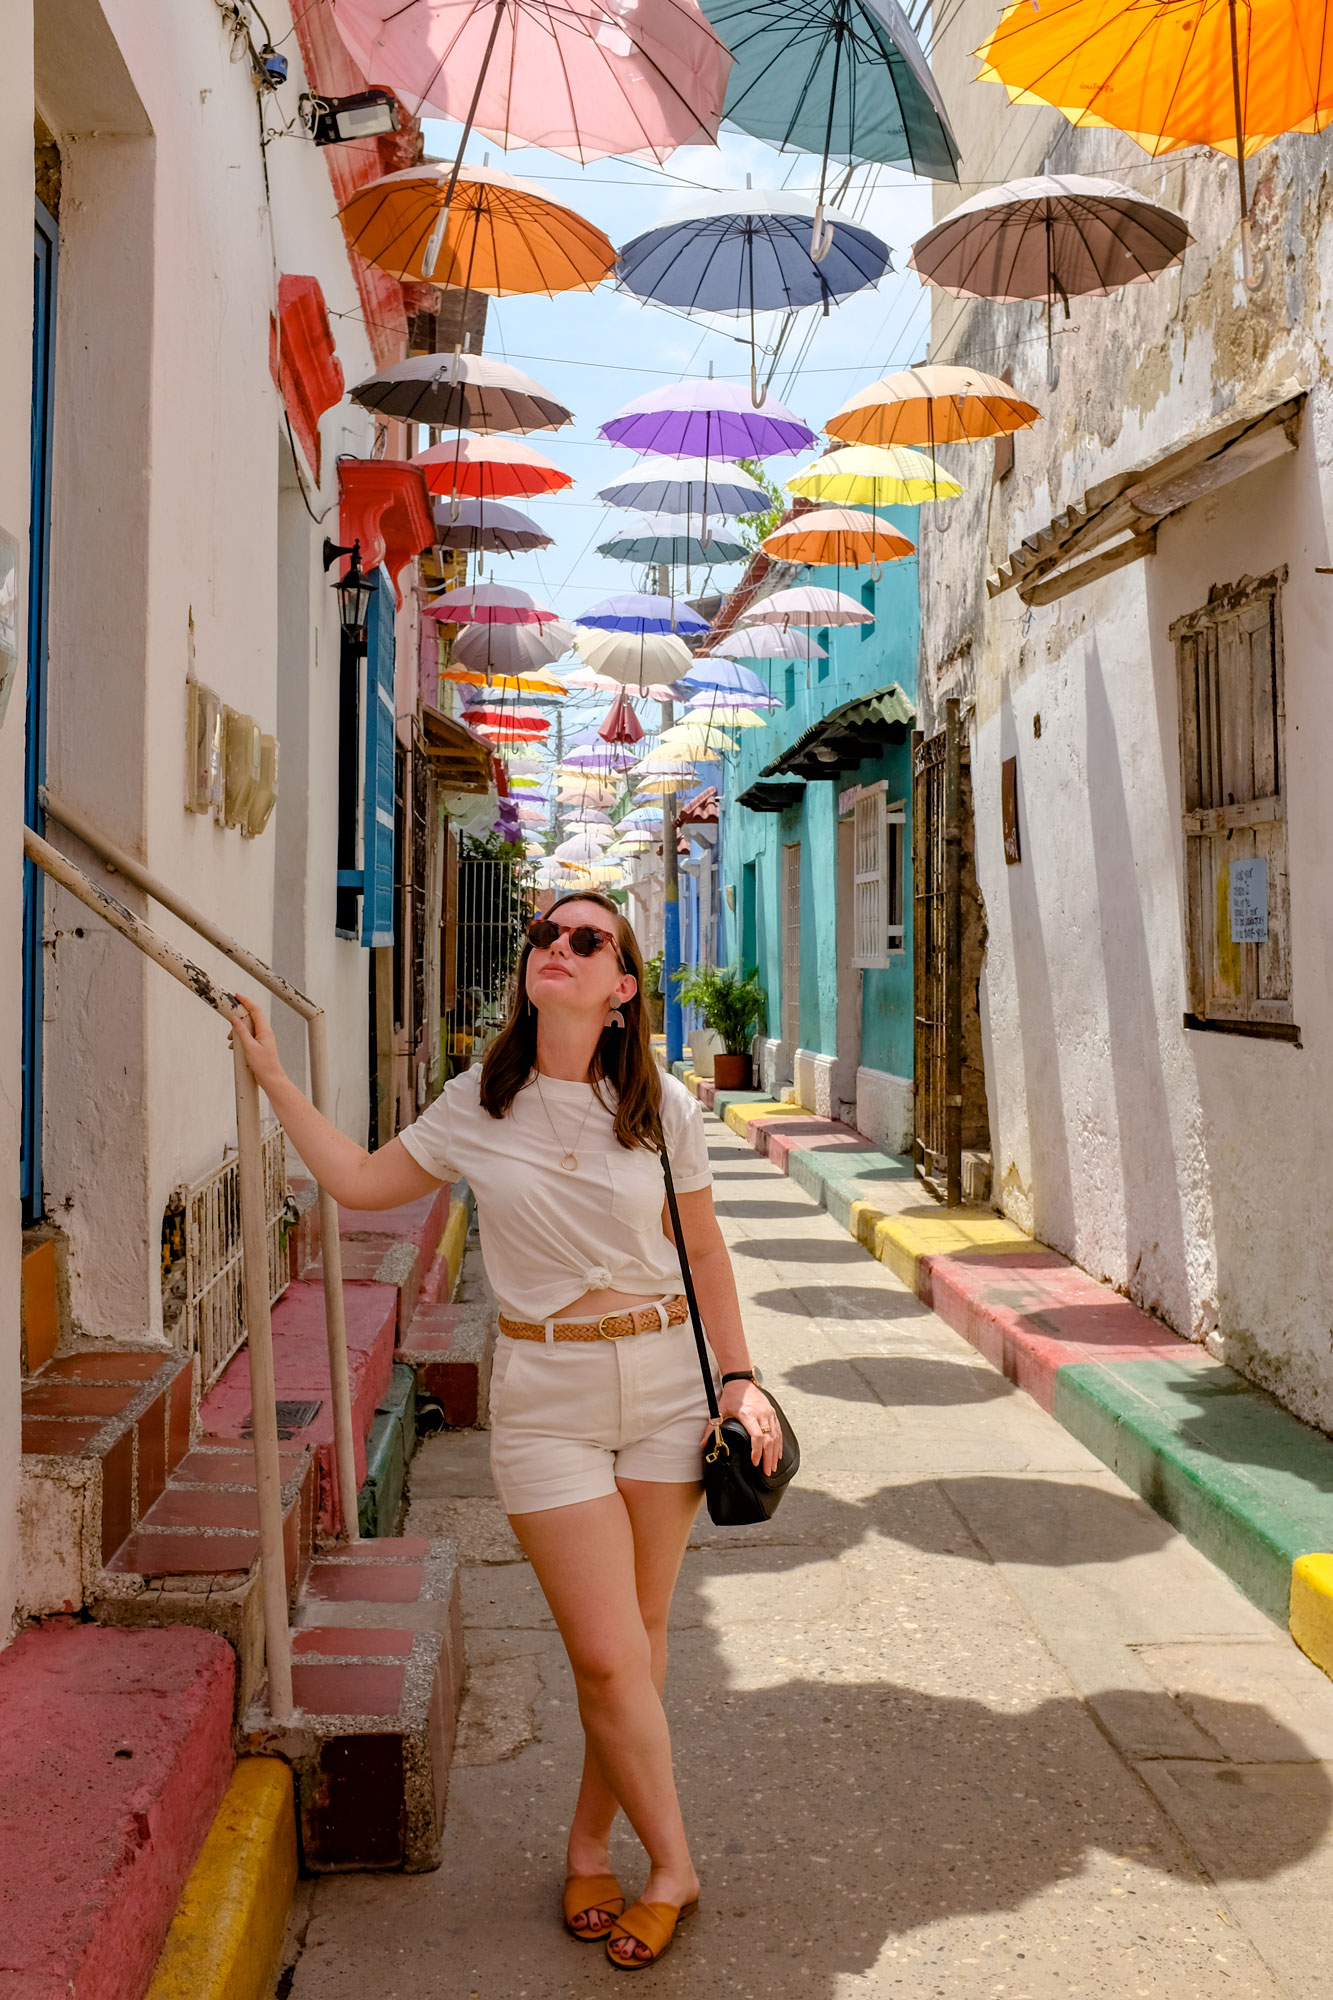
[{"xmin": 282, "ymin": 1116, "xmax": 1333, "ymax": 1998}]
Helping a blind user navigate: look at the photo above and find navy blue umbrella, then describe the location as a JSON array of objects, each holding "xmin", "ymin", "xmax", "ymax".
[
  {"xmin": 617, "ymin": 190, "xmax": 891, "ymax": 314},
  {"xmin": 578, "ymin": 593, "xmax": 712, "ymax": 635}
]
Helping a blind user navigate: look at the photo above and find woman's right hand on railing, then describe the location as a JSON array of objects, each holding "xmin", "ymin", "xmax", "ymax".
[{"xmin": 229, "ymin": 995, "xmax": 287, "ymax": 1094}]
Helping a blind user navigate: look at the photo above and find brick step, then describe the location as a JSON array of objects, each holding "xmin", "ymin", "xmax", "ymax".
[
  {"xmin": 397, "ymin": 1193, "xmax": 494, "ymax": 1430},
  {"xmin": 19, "ymin": 1346, "xmax": 195, "ymax": 1618},
  {"xmin": 200, "ymin": 1279, "xmax": 399, "ymax": 1537},
  {"xmin": 244, "ymin": 1536, "xmax": 464, "ymax": 1873},
  {"xmin": 302, "ymin": 1183, "xmax": 453, "ymax": 1339},
  {"xmin": 0, "ymin": 1622, "xmax": 235, "ymax": 2000}
]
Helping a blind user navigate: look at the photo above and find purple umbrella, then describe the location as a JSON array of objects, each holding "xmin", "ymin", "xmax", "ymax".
[{"xmin": 598, "ymin": 378, "xmax": 816, "ymax": 460}]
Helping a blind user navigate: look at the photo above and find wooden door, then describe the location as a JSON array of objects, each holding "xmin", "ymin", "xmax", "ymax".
[{"xmin": 912, "ymin": 699, "xmax": 962, "ymax": 1203}]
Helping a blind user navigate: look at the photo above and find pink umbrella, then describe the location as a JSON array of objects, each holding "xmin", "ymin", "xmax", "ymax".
[
  {"xmin": 329, "ymin": 0, "xmax": 730, "ymax": 165},
  {"xmin": 598, "ymin": 687, "xmax": 646, "ymax": 746},
  {"xmin": 424, "ymin": 582, "xmax": 560, "ymax": 626}
]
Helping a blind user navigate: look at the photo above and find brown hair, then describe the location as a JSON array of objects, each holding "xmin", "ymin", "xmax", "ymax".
[{"xmin": 479, "ymin": 889, "xmax": 663, "ymax": 1152}]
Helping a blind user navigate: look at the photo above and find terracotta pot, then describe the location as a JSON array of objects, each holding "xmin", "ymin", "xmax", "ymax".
[{"xmin": 712, "ymin": 1052, "xmax": 752, "ymax": 1091}]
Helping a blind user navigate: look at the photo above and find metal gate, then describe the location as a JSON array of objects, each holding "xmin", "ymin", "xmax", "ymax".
[
  {"xmin": 444, "ymin": 854, "xmax": 534, "ymax": 1062},
  {"xmin": 183, "ymin": 1124, "xmax": 289, "ymax": 1388},
  {"xmin": 912, "ymin": 698, "xmax": 962, "ymax": 1205}
]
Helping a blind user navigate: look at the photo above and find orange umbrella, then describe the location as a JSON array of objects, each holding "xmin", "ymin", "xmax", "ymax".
[
  {"xmin": 442, "ymin": 666, "xmax": 568, "ymax": 694},
  {"xmin": 974, "ymin": 0, "xmax": 1333, "ymax": 288},
  {"xmin": 825, "ymin": 365, "xmax": 1041, "ymax": 449},
  {"xmin": 761, "ymin": 506, "xmax": 914, "ymax": 568},
  {"xmin": 338, "ymin": 163, "xmax": 616, "ymax": 293},
  {"xmin": 411, "ymin": 433, "xmax": 572, "ymax": 500}
]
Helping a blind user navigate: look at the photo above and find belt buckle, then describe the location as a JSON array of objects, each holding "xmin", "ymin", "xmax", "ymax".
[{"xmin": 597, "ymin": 1311, "xmax": 632, "ymax": 1340}]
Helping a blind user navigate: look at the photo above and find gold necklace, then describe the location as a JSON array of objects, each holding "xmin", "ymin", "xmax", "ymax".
[{"xmin": 534, "ymin": 1073, "xmax": 596, "ymax": 1172}]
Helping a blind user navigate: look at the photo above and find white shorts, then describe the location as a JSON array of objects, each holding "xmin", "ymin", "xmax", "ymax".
[{"xmin": 488, "ymin": 1306, "xmax": 720, "ymax": 1515}]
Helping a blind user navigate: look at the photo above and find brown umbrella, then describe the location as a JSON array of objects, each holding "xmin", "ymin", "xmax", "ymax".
[{"xmin": 909, "ymin": 175, "xmax": 1190, "ymax": 383}]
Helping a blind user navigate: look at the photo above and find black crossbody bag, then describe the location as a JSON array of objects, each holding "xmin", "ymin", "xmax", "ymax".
[{"xmin": 658, "ymin": 1140, "xmax": 799, "ymax": 1526}]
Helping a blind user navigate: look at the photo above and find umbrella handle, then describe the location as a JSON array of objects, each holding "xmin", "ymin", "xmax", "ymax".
[
  {"xmin": 1240, "ymin": 216, "xmax": 1269, "ymax": 293},
  {"xmin": 810, "ymin": 203, "xmax": 836, "ymax": 264},
  {"xmin": 749, "ymin": 357, "xmax": 768, "ymax": 410}
]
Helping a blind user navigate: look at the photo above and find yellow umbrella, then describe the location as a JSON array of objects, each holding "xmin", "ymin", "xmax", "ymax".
[
  {"xmin": 660, "ymin": 726, "xmax": 740, "ymax": 754},
  {"xmin": 681, "ymin": 702, "xmax": 769, "ymax": 728},
  {"xmin": 761, "ymin": 506, "xmax": 915, "ymax": 568},
  {"xmin": 975, "ymin": 0, "xmax": 1333, "ymax": 286},
  {"xmin": 786, "ymin": 444, "xmax": 962, "ymax": 506},
  {"xmin": 338, "ymin": 162, "xmax": 616, "ymax": 293},
  {"xmin": 826, "ymin": 366, "xmax": 1041, "ymax": 449}
]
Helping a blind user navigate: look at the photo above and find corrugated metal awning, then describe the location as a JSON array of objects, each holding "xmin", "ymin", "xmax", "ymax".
[
  {"xmin": 762, "ymin": 684, "xmax": 915, "ymax": 782},
  {"xmin": 990, "ymin": 382, "xmax": 1306, "ymax": 607},
  {"xmin": 737, "ymin": 778, "xmax": 806, "ymax": 813}
]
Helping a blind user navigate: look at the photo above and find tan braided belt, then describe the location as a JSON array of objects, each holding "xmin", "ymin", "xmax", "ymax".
[{"xmin": 499, "ymin": 1295, "xmax": 690, "ymax": 1343}]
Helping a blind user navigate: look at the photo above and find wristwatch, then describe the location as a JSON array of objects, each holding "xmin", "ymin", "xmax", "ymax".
[{"xmin": 721, "ymin": 1369, "xmax": 757, "ymax": 1386}]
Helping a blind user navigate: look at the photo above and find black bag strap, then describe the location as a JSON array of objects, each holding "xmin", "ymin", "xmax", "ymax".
[{"xmin": 657, "ymin": 1130, "xmax": 721, "ymax": 1427}]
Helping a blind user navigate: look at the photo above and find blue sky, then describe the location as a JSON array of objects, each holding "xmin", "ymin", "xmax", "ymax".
[{"xmin": 417, "ymin": 116, "xmax": 940, "ymax": 750}]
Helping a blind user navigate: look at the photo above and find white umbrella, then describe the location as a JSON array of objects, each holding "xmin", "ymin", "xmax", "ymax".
[
  {"xmin": 595, "ymin": 456, "xmax": 773, "ymax": 518},
  {"xmin": 704, "ymin": 626, "xmax": 827, "ymax": 661},
  {"xmin": 739, "ymin": 585, "xmax": 873, "ymax": 627},
  {"xmin": 450, "ymin": 620, "xmax": 575, "ymax": 676},
  {"xmin": 574, "ymin": 628, "xmax": 694, "ymax": 688}
]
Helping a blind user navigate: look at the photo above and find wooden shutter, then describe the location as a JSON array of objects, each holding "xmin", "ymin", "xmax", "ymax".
[
  {"xmin": 1173, "ymin": 570, "xmax": 1291, "ymax": 1030},
  {"xmin": 853, "ymin": 787, "xmax": 888, "ymax": 968},
  {"xmin": 362, "ymin": 569, "xmax": 397, "ymax": 949},
  {"xmin": 781, "ymin": 842, "xmax": 801, "ymax": 1048}
]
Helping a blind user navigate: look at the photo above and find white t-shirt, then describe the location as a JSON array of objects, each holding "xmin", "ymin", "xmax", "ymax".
[{"xmin": 397, "ymin": 1066, "xmax": 712, "ymax": 1322}]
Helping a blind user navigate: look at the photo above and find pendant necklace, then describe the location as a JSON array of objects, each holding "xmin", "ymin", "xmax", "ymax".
[{"xmin": 535, "ymin": 1073, "xmax": 595, "ymax": 1172}]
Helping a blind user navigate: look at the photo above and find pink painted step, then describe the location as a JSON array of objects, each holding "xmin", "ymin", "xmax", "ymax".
[
  {"xmin": 922, "ymin": 1246, "xmax": 1201, "ymax": 1412},
  {"xmin": 199, "ymin": 1279, "xmax": 397, "ymax": 1535},
  {"xmin": 0, "ymin": 1623, "xmax": 234, "ymax": 2000},
  {"xmin": 764, "ymin": 1120, "xmax": 872, "ymax": 1171},
  {"xmin": 307, "ymin": 1185, "xmax": 452, "ymax": 1336}
]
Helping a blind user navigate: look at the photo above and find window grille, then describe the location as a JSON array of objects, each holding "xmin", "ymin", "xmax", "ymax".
[
  {"xmin": 781, "ymin": 842, "xmax": 801, "ymax": 1049},
  {"xmin": 852, "ymin": 787, "xmax": 906, "ymax": 967},
  {"xmin": 183, "ymin": 1124, "xmax": 289, "ymax": 1388},
  {"xmin": 1172, "ymin": 569, "xmax": 1293, "ymax": 1037},
  {"xmin": 444, "ymin": 853, "xmax": 535, "ymax": 1061}
]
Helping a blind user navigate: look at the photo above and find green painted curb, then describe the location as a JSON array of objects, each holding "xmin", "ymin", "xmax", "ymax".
[
  {"xmin": 1054, "ymin": 1358, "xmax": 1333, "ymax": 1624},
  {"xmin": 786, "ymin": 1146, "xmax": 913, "ymax": 1229},
  {"xmin": 357, "ymin": 1364, "xmax": 417, "ymax": 1539}
]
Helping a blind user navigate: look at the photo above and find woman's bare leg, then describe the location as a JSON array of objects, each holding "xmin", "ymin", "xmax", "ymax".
[{"xmin": 509, "ymin": 1481, "xmax": 702, "ymax": 1951}]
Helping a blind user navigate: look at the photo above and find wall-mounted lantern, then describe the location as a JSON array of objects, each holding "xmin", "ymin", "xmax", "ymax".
[{"xmin": 323, "ymin": 537, "xmax": 374, "ymax": 650}]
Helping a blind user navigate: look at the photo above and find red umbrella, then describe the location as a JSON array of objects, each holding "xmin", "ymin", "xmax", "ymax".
[{"xmin": 597, "ymin": 688, "xmax": 645, "ymax": 746}]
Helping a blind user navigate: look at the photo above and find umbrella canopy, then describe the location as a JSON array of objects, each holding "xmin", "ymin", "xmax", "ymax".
[
  {"xmin": 578, "ymin": 593, "xmax": 710, "ymax": 635},
  {"xmin": 597, "ymin": 515, "xmax": 750, "ymax": 567},
  {"xmin": 411, "ymin": 433, "xmax": 572, "ymax": 499},
  {"xmin": 702, "ymin": 626, "xmax": 827, "ymax": 661},
  {"xmin": 465, "ymin": 700, "xmax": 551, "ymax": 724},
  {"xmin": 633, "ymin": 771, "xmax": 699, "ymax": 795},
  {"xmin": 684, "ymin": 694, "xmax": 770, "ymax": 725},
  {"xmin": 553, "ymin": 832, "xmax": 615, "ymax": 864},
  {"xmin": 329, "ymin": 0, "xmax": 731, "ymax": 165},
  {"xmin": 350, "ymin": 352, "xmax": 572, "ymax": 433},
  {"xmin": 424, "ymin": 583, "xmax": 561, "ymax": 626},
  {"xmin": 761, "ymin": 506, "xmax": 915, "ymax": 567},
  {"xmin": 443, "ymin": 666, "xmax": 567, "ymax": 694},
  {"xmin": 337, "ymin": 163, "xmax": 615, "ymax": 291},
  {"xmin": 660, "ymin": 725, "xmax": 738, "ymax": 754},
  {"xmin": 575, "ymin": 628, "xmax": 695, "ymax": 687},
  {"xmin": 909, "ymin": 175, "xmax": 1190, "ymax": 302},
  {"xmin": 471, "ymin": 716, "xmax": 550, "ymax": 740},
  {"xmin": 448, "ymin": 619, "xmax": 574, "ymax": 676},
  {"xmin": 597, "ymin": 687, "xmax": 646, "ymax": 745},
  {"xmin": 596, "ymin": 456, "xmax": 772, "ymax": 518},
  {"xmin": 615, "ymin": 191, "xmax": 891, "ymax": 315},
  {"xmin": 599, "ymin": 378, "xmax": 816, "ymax": 458},
  {"xmin": 787, "ymin": 442, "xmax": 961, "ymax": 506},
  {"xmin": 697, "ymin": 0, "xmax": 960, "ymax": 184},
  {"xmin": 432, "ymin": 495, "xmax": 553, "ymax": 554},
  {"xmin": 740, "ymin": 585, "xmax": 873, "ymax": 626},
  {"xmin": 825, "ymin": 366, "xmax": 1041, "ymax": 448},
  {"xmin": 684, "ymin": 658, "xmax": 781, "ymax": 696}
]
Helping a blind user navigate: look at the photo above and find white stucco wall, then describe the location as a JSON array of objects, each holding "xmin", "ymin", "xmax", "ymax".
[
  {"xmin": 32, "ymin": 0, "xmax": 378, "ymax": 1345},
  {"xmin": 0, "ymin": 1, "xmax": 37, "ymax": 1644},
  {"xmin": 923, "ymin": 2, "xmax": 1333, "ymax": 1428}
]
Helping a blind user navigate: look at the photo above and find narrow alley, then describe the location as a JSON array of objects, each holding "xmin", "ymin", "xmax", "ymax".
[{"xmin": 283, "ymin": 1112, "xmax": 1333, "ymax": 2000}]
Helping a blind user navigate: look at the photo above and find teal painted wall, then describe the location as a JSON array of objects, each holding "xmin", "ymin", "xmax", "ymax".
[{"xmin": 718, "ymin": 503, "xmax": 919, "ymax": 1081}]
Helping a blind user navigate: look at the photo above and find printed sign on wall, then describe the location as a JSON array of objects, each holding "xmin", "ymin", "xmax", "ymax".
[{"xmin": 1228, "ymin": 856, "xmax": 1269, "ymax": 945}]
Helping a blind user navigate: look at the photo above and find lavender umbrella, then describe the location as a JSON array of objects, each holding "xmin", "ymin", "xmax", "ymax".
[{"xmin": 598, "ymin": 378, "xmax": 816, "ymax": 458}]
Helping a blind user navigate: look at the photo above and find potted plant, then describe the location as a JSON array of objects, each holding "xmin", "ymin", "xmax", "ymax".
[
  {"xmin": 641, "ymin": 950, "xmax": 665, "ymax": 1033},
  {"xmin": 672, "ymin": 965, "xmax": 767, "ymax": 1091}
]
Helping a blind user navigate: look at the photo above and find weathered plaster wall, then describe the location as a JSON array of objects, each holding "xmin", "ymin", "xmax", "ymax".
[
  {"xmin": 922, "ymin": 1, "xmax": 1333, "ymax": 1427},
  {"xmin": 0, "ymin": 0, "xmax": 37, "ymax": 1643},
  {"xmin": 34, "ymin": 1, "xmax": 377, "ymax": 1344}
]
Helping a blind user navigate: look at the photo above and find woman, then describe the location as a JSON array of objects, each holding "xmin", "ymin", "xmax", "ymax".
[{"xmin": 230, "ymin": 890, "xmax": 779, "ymax": 1970}]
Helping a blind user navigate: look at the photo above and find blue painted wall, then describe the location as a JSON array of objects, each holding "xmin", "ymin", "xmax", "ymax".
[{"xmin": 715, "ymin": 503, "xmax": 919, "ymax": 1083}]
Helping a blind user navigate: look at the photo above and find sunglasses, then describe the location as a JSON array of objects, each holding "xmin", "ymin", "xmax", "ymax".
[{"xmin": 527, "ymin": 917, "xmax": 620, "ymax": 959}]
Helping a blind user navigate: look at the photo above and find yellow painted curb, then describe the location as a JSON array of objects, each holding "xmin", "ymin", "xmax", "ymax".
[
  {"xmin": 145, "ymin": 1758, "xmax": 297, "ymax": 2000},
  {"xmin": 439, "ymin": 1197, "xmax": 470, "ymax": 1301},
  {"xmin": 682, "ymin": 1070, "xmax": 701, "ymax": 1097},
  {"xmin": 724, "ymin": 1101, "xmax": 815, "ymax": 1136},
  {"xmin": 872, "ymin": 1210, "xmax": 1032, "ymax": 1295},
  {"xmin": 1290, "ymin": 1554, "xmax": 1333, "ymax": 1678},
  {"xmin": 849, "ymin": 1199, "xmax": 888, "ymax": 1253}
]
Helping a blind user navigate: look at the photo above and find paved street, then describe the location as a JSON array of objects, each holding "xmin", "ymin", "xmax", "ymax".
[{"xmin": 284, "ymin": 1115, "xmax": 1333, "ymax": 1999}]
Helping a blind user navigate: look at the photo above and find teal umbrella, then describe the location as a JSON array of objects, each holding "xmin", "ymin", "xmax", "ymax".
[{"xmin": 700, "ymin": 0, "xmax": 960, "ymax": 252}]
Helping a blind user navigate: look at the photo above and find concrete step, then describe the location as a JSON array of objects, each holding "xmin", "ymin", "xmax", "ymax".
[
  {"xmin": 0, "ymin": 1622, "xmax": 235, "ymax": 2000},
  {"xmin": 304, "ymin": 1183, "xmax": 452, "ymax": 1340},
  {"xmin": 397, "ymin": 1201, "xmax": 495, "ymax": 1430},
  {"xmin": 244, "ymin": 1536, "xmax": 464, "ymax": 1873},
  {"xmin": 199, "ymin": 1278, "xmax": 398, "ymax": 1537},
  {"xmin": 92, "ymin": 1439, "xmax": 319, "ymax": 1713},
  {"xmin": 18, "ymin": 1346, "xmax": 195, "ymax": 1619}
]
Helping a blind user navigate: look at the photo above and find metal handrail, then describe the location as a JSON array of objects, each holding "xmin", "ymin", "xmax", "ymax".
[
  {"xmin": 24, "ymin": 824, "xmax": 296, "ymax": 1722},
  {"xmin": 39, "ymin": 787, "xmax": 360, "ymax": 1545}
]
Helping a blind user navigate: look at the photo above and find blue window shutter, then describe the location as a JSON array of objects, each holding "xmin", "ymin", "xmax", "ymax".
[{"xmin": 361, "ymin": 569, "xmax": 396, "ymax": 948}]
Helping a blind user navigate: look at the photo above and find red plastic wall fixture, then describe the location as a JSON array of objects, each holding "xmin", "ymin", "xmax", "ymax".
[
  {"xmin": 338, "ymin": 460, "xmax": 435, "ymax": 605},
  {"xmin": 270, "ymin": 276, "xmax": 345, "ymax": 482}
]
